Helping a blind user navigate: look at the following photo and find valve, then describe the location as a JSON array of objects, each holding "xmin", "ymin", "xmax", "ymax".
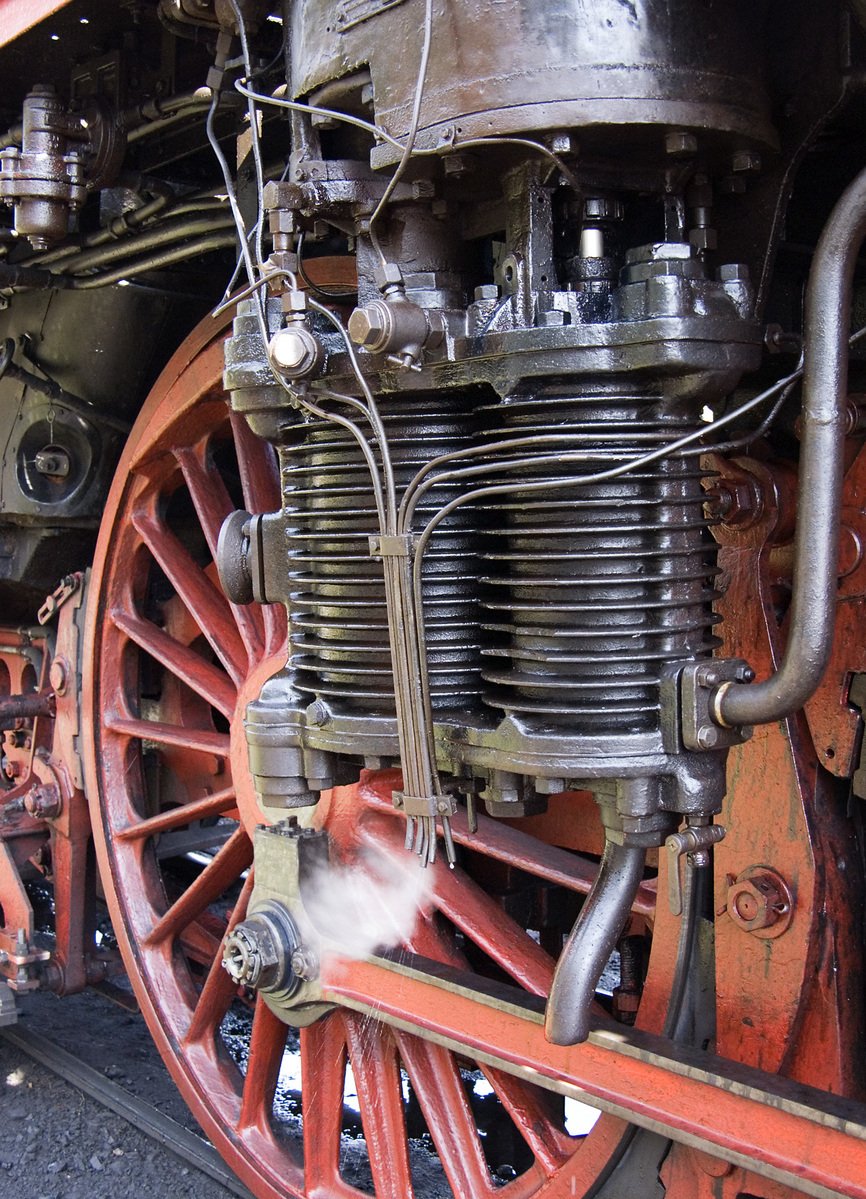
[{"xmin": 348, "ymin": 263, "xmax": 445, "ymax": 370}]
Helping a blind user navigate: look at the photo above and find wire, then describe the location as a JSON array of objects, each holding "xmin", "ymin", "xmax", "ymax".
[
  {"xmin": 296, "ymin": 231, "xmax": 358, "ymax": 301},
  {"xmin": 368, "ymin": 0, "xmax": 434, "ymax": 267},
  {"xmin": 234, "ymin": 80, "xmax": 405, "ymax": 151},
  {"xmin": 416, "ymin": 134, "xmax": 581, "ymax": 195},
  {"xmin": 227, "ymin": 0, "xmax": 268, "ymax": 274}
]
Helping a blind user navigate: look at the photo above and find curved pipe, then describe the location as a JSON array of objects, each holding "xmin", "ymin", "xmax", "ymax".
[
  {"xmin": 545, "ymin": 839, "xmax": 645, "ymax": 1045},
  {"xmin": 717, "ymin": 164, "xmax": 866, "ymax": 728}
]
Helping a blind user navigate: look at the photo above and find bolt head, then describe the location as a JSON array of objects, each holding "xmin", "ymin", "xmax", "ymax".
[
  {"xmin": 718, "ymin": 262, "xmax": 750, "ymax": 283},
  {"xmin": 49, "ymin": 657, "xmax": 68, "ymax": 695},
  {"xmin": 548, "ymin": 133, "xmax": 577, "ymax": 155},
  {"xmin": 474, "ymin": 284, "xmax": 499, "ymax": 302},
  {"xmin": 696, "ymin": 726, "xmax": 721, "ymax": 749},
  {"xmin": 290, "ymin": 946, "xmax": 318, "ymax": 981},
  {"xmin": 270, "ymin": 328, "xmax": 309, "ymax": 371},
  {"xmin": 348, "ymin": 304, "xmax": 386, "ymax": 347},
  {"xmin": 732, "ymin": 150, "xmax": 762, "ymax": 173},
  {"xmin": 665, "ymin": 130, "xmax": 698, "ymax": 156}
]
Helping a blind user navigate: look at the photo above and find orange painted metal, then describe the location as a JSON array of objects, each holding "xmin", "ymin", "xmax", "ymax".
[
  {"xmin": 322, "ymin": 951, "xmax": 866, "ymax": 1198},
  {"xmin": 0, "ymin": 0, "xmax": 73, "ymax": 48}
]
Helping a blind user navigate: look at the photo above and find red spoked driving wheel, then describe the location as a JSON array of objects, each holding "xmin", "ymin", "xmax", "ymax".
[{"xmin": 83, "ymin": 310, "xmax": 675, "ymax": 1199}]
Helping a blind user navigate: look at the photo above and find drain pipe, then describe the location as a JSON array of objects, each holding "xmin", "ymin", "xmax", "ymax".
[
  {"xmin": 545, "ymin": 839, "xmax": 646, "ymax": 1045},
  {"xmin": 714, "ymin": 164, "xmax": 866, "ymax": 729}
]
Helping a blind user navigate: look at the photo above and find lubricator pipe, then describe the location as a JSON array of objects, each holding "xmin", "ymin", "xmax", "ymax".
[
  {"xmin": 545, "ymin": 840, "xmax": 645, "ymax": 1045},
  {"xmin": 715, "ymin": 164, "xmax": 866, "ymax": 729}
]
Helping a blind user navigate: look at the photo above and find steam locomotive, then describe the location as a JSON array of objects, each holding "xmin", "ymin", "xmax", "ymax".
[{"xmin": 1, "ymin": 2, "xmax": 865, "ymax": 1196}]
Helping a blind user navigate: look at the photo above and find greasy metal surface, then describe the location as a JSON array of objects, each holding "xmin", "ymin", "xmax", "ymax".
[{"xmin": 292, "ymin": 0, "xmax": 777, "ymax": 153}]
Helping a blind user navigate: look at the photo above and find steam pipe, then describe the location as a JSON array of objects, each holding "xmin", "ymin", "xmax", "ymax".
[
  {"xmin": 545, "ymin": 839, "xmax": 645, "ymax": 1045},
  {"xmin": 715, "ymin": 164, "xmax": 866, "ymax": 729}
]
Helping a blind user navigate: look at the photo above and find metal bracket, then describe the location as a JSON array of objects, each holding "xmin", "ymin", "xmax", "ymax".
[
  {"xmin": 368, "ymin": 533, "xmax": 415, "ymax": 558},
  {"xmin": 680, "ymin": 659, "xmax": 754, "ymax": 751},
  {"xmin": 665, "ymin": 822, "xmax": 725, "ymax": 914},
  {"xmin": 393, "ymin": 790, "xmax": 456, "ymax": 819},
  {"xmin": 37, "ymin": 572, "xmax": 83, "ymax": 625}
]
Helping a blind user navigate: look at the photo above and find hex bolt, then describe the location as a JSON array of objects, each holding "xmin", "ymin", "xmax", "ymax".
[
  {"xmin": 23, "ymin": 783, "xmax": 62, "ymax": 819},
  {"xmin": 696, "ymin": 666, "xmax": 720, "ymax": 688},
  {"xmin": 347, "ymin": 305, "xmax": 386, "ymax": 348},
  {"xmin": 49, "ymin": 656, "xmax": 68, "ymax": 696},
  {"xmin": 696, "ymin": 725, "xmax": 721, "ymax": 749},
  {"xmin": 290, "ymin": 946, "xmax": 318, "ymax": 981},
  {"xmin": 726, "ymin": 869, "xmax": 792, "ymax": 935},
  {"xmin": 665, "ymin": 130, "xmax": 698, "ymax": 157},
  {"xmin": 269, "ymin": 326, "xmax": 322, "ymax": 378},
  {"xmin": 732, "ymin": 150, "xmax": 762, "ymax": 174}
]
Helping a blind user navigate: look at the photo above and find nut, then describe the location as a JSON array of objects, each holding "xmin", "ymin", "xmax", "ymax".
[
  {"xmin": 49, "ymin": 656, "xmax": 69, "ymax": 695},
  {"xmin": 732, "ymin": 150, "xmax": 762, "ymax": 173},
  {"xmin": 23, "ymin": 783, "xmax": 62, "ymax": 819},
  {"xmin": 696, "ymin": 726, "xmax": 720, "ymax": 749},
  {"xmin": 290, "ymin": 946, "xmax": 318, "ymax": 981},
  {"xmin": 665, "ymin": 130, "xmax": 698, "ymax": 157},
  {"xmin": 474, "ymin": 284, "xmax": 499, "ymax": 302},
  {"xmin": 269, "ymin": 326, "xmax": 322, "ymax": 379},
  {"xmin": 726, "ymin": 867, "xmax": 793, "ymax": 937},
  {"xmin": 718, "ymin": 263, "xmax": 750, "ymax": 283},
  {"xmin": 348, "ymin": 303, "xmax": 387, "ymax": 348}
]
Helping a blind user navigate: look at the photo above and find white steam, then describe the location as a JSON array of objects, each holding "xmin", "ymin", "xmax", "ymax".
[{"xmin": 301, "ymin": 844, "xmax": 434, "ymax": 962}]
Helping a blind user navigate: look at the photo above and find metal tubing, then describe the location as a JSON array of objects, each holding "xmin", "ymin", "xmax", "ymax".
[
  {"xmin": 545, "ymin": 838, "xmax": 646, "ymax": 1045},
  {"xmin": 0, "ymin": 690, "xmax": 55, "ymax": 729},
  {"xmin": 717, "ymin": 164, "xmax": 866, "ymax": 728},
  {"xmin": 67, "ymin": 233, "xmax": 236, "ymax": 289},
  {"xmin": 58, "ymin": 214, "xmax": 234, "ymax": 274}
]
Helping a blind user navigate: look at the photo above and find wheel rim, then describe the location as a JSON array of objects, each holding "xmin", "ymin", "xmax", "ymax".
[{"xmin": 82, "ymin": 313, "xmax": 672, "ymax": 1199}]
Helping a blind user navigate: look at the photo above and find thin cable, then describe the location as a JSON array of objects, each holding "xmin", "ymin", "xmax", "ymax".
[
  {"xmin": 206, "ymin": 89, "xmax": 259, "ymax": 296},
  {"xmin": 234, "ymin": 80, "xmax": 405, "ymax": 151},
  {"xmin": 296, "ymin": 231, "xmax": 358, "ymax": 300},
  {"xmin": 368, "ymin": 0, "xmax": 434, "ymax": 267},
  {"xmin": 228, "ymin": 0, "xmax": 268, "ymax": 273},
  {"xmin": 306, "ymin": 296, "xmax": 397, "ymax": 526},
  {"xmin": 211, "ymin": 268, "xmax": 285, "ymax": 317},
  {"xmin": 416, "ymin": 134, "xmax": 581, "ymax": 194},
  {"xmin": 294, "ymin": 390, "xmax": 388, "ymax": 530}
]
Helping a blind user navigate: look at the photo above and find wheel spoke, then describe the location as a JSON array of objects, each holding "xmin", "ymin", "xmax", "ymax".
[
  {"xmin": 175, "ymin": 442, "xmax": 266, "ymax": 658},
  {"xmin": 229, "ymin": 410, "xmax": 281, "ymax": 515},
  {"xmin": 360, "ymin": 791, "xmax": 655, "ymax": 915},
  {"xmin": 116, "ymin": 785, "xmax": 237, "ymax": 842},
  {"xmin": 228, "ymin": 411, "xmax": 286, "ymax": 655},
  {"xmin": 300, "ymin": 1016, "xmax": 348, "ymax": 1194},
  {"xmin": 345, "ymin": 1015, "xmax": 415, "ymax": 1199},
  {"xmin": 110, "ymin": 607, "xmax": 237, "ymax": 719},
  {"xmin": 398, "ymin": 1034, "xmax": 499, "ymax": 1199},
  {"xmin": 186, "ymin": 870, "xmax": 254, "ymax": 1044},
  {"xmin": 145, "ymin": 826, "xmax": 251, "ymax": 947},
  {"xmin": 480, "ymin": 1067, "xmax": 573, "ymax": 1174},
  {"xmin": 106, "ymin": 714, "xmax": 230, "ymax": 759},
  {"xmin": 239, "ymin": 998, "xmax": 289, "ymax": 1133},
  {"xmin": 132, "ymin": 505, "xmax": 247, "ymax": 684},
  {"xmin": 432, "ymin": 862, "xmax": 555, "ymax": 995}
]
